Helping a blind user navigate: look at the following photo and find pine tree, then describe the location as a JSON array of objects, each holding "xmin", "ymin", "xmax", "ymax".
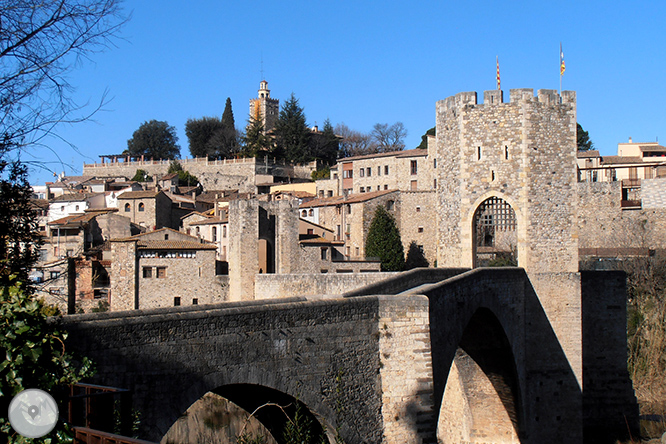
[
  {"xmin": 243, "ymin": 116, "xmax": 270, "ymax": 158},
  {"xmin": 365, "ymin": 205, "xmax": 405, "ymax": 272},
  {"xmin": 310, "ymin": 119, "xmax": 339, "ymax": 166},
  {"xmin": 274, "ymin": 94, "xmax": 311, "ymax": 163},
  {"xmin": 577, "ymin": 123, "xmax": 594, "ymax": 151}
]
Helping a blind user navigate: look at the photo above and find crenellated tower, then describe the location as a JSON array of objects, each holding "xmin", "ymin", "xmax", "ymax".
[
  {"xmin": 249, "ymin": 80, "xmax": 280, "ymax": 133},
  {"xmin": 435, "ymin": 88, "xmax": 578, "ymax": 273}
]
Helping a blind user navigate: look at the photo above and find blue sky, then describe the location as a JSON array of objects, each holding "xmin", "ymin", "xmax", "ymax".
[{"xmin": 23, "ymin": 0, "xmax": 666, "ymax": 184}]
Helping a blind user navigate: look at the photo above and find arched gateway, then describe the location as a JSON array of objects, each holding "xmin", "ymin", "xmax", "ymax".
[{"xmin": 472, "ymin": 196, "xmax": 517, "ymax": 267}]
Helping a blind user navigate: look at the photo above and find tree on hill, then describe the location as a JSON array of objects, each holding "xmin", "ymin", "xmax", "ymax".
[
  {"xmin": 242, "ymin": 116, "xmax": 271, "ymax": 158},
  {"xmin": 126, "ymin": 120, "xmax": 180, "ymax": 160},
  {"xmin": 335, "ymin": 123, "xmax": 373, "ymax": 158},
  {"xmin": 167, "ymin": 160, "xmax": 199, "ymax": 187},
  {"xmin": 209, "ymin": 97, "xmax": 240, "ymax": 158},
  {"xmin": 309, "ymin": 119, "xmax": 339, "ymax": 166},
  {"xmin": 274, "ymin": 94, "xmax": 311, "ymax": 163},
  {"xmin": 185, "ymin": 116, "xmax": 225, "ymax": 158},
  {"xmin": 131, "ymin": 169, "xmax": 152, "ymax": 182},
  {"xmin": 365, "ymin": 205, "xmax": 405, "ymax": 272},
  {"xmin": 416, "ymin": 127, "xmax": 436, "ymax": 150},
  {"xmin": 577, "ymin": 123, "xmax": 594, "ymax": 151},
  {"xmin": 371, "ymin": 122, "xmax": 407, "ymax": 152}
]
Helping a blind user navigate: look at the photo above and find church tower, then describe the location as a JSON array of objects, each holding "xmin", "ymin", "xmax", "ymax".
[{"xmin": 249, "ymin": 80, "xmax": 280, "ymax": 133}]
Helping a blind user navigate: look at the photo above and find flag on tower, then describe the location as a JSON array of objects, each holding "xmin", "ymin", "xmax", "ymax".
[
  {"xmin": 496, "ymin": 56, "xmax": 500, "ymax": 90},
  {"xmin": 560, "ymin": 43, "xmax": 566, "ymax": 76}
]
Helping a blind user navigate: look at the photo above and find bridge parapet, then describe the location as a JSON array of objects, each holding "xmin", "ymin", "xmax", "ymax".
[{"xmin": 59, "ymin": 294, "xmax": 435, "ymax": 443}]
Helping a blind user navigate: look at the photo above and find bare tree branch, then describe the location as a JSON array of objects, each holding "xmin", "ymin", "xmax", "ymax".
[{"xmin": 0, "ymin": 0, "xmax": 127, "ymax": 159}]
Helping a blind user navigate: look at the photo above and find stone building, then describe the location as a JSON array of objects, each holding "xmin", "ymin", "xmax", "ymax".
[
  {"xmin": 182, "ymin": 210, "xmax": 229, "ymax": 261},
  {"xmin": 249, "ymin": 80, "xmax": 279, "ymax": 133},
  {"xmin": 336, "ymin": 147, "xmax": 436, "ymax": 196},
  {"xmin": 48, "ymin": 192, "xmax": 106, "ymax": 223},
  {"xmin": 110, "ymin": 228, "xmax": 225, "ymax": 310},
  {"xmin": 116, "ymin": 190, "xmax": 173, "ymax": 231}
]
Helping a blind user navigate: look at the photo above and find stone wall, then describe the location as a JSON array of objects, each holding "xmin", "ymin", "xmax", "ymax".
[
  {"xmin": 137, "ymin": 249, "xmax": 226, "ymax": 309},
  {"xmin": 59, "ymin": 295, "xmax": 435, "ymax": 443},
  {"xmin": 578, "ymin": 181, "xmax": 666, "ymax": 250},
  {"xmin": 82, "ymin": 158, "xmax": 317, "ymax": 193},
  {"xmin": 109, "ymin": 240, "xmax": 137, "ymax": 311},
  {"xmin": 254, "ymin": 272, "xmax": 396, "ymax": 299},
  {"xmin": 398, "ymin": 191, "xmax": 437, "ymax": 266},
  {"xmin": 581, "ymin": 270, "xmax": 639, "ymax": 442}
]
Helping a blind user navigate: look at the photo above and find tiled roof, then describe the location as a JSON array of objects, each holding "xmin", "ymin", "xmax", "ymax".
[
  {"xmin": 600, "ymin": 156, "xmax": 644, "ymax": 165},
  {"xmin": 136, "ymin": 240, "xmax": 217, "ymax": 250},
  {"xmin": 190, "ymin": 216, "xmax": 228, "ymax": 225},
  {"xmin": 339, "ymin": 149, "xmax": 428, "ymax": 163},
  {"xmin": 299, "ymin": 189, "xmax": 398, "ymax": 208},
  {"xmin": 640, "ymin": 144, "xmax": 666, "ymax": 152},
  {"xmin": 577, "ymin": 150, "xmax": 600, "ymax": 158},
  {"xmin": 298, "ymin": 235, "xmax": 344, "ymax": 245},
  {"xmin": 117, "ymin": 190, "xmax": 161, "ymax": 199},
  {"xmin": 49, "ymin": 212, "xmax": 98, "ymax": 226},
  {"xmin": 51, "ymin": 192, "xmax": 100, "ymax": 202}
]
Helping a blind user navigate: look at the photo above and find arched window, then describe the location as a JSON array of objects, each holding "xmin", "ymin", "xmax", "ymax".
[
  {"xmin": 212, "ymin": 226, "xmax": 217, "ymax": 242},
  {"xmin": 301, "ymin": 210, "xmax": 307, "ymax": 217},
  {"xmin": 308, "ymin": 209, "xmax": 314, "ymax": 217},
  {"xmin": 138, "ymin": 202, "xmax": 145, "ymax": 212},
  {"xmin": 222, "ymin": 225, "xmax": 227, "ymax": 238},
  {"xmin": 124, "ymin": 203, "xmax": 130, "ymax": 212}
]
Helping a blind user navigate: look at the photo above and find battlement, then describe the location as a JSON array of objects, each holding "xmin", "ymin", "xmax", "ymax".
[{"xmin": 437, "ymin": 88, "xmax": 576, "ymax": 111}]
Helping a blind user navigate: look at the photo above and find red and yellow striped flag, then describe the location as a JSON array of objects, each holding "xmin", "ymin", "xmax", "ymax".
[
  {"xmin": 560, "ymin": 43, "xmax": 566, "ymax": 76},
  {"xmin": 496, "ymin": 56, "xmax": 500, "ymax": 90}
]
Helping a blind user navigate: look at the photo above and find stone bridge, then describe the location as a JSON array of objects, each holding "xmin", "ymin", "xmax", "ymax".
[{"xmin": 59, "ymin": 268, "xmax": 637, "ymax": 443}]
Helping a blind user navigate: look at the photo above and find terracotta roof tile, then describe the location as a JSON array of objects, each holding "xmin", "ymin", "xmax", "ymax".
[
  {"xmin": 137, "ymin": 240, "xmax": 217, "ymax": 250},
  {"xmin": 117, "ymin": 190, "xmax": 161, "ymax": 199}
]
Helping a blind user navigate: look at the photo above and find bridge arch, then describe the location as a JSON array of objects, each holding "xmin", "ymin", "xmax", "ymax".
[
  {"xmin": 437, "ymin": 307, "xmax": 525, "ymax": 443},
  {"xmin": 163, "ymin": 384, "xmax": 330, "ymax": 444},
  {"xmin": 161, "ymin": 369, "xmax": 336, "ymax": 444},
  {"xmin": 467, "ymin": 192, "xmax": 523, "ymax": 268}
]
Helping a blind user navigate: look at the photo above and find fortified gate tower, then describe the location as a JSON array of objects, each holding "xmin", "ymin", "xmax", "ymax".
[
  {"xmin": 435, "ymin": 88, "xmax": 578, "ymax": 272},
  {"xmin": 435, "ymin": 88, "xmax": 586, "ymax": 403}
]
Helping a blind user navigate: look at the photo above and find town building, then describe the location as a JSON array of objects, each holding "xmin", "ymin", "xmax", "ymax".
[{"xmin": 110, "ymin": 228, "xmax": 225, "ymax": 310}]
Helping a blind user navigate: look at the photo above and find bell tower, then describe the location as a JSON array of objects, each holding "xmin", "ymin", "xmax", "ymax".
[{"xmin": 249, "ymin": 80, "xmax": 280, "ymax": 133}]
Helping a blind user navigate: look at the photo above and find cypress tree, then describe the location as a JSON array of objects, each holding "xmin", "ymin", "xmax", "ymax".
[{"xmin": 365, "ymin": 205, "xmax": 405, "ymax": 271}]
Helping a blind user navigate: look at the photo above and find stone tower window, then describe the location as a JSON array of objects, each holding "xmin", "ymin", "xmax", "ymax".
[
  {"xmin": 124, "ymin": 203, "xmax": 130, "ymax": 212},
  {"xmin": 385, "ymin": 165, "xmax": 389, "ymax": 175},
  {"xmin": 367, "ymin": 167, "xmax": 371, "ymax": 177},
  {"xmin": 138, "ymin": 202, "xmax": 145, "ymax": 212},
  {"xmin": 411, "ymin": 160, "xmax": 418, "ymax": 175}
]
